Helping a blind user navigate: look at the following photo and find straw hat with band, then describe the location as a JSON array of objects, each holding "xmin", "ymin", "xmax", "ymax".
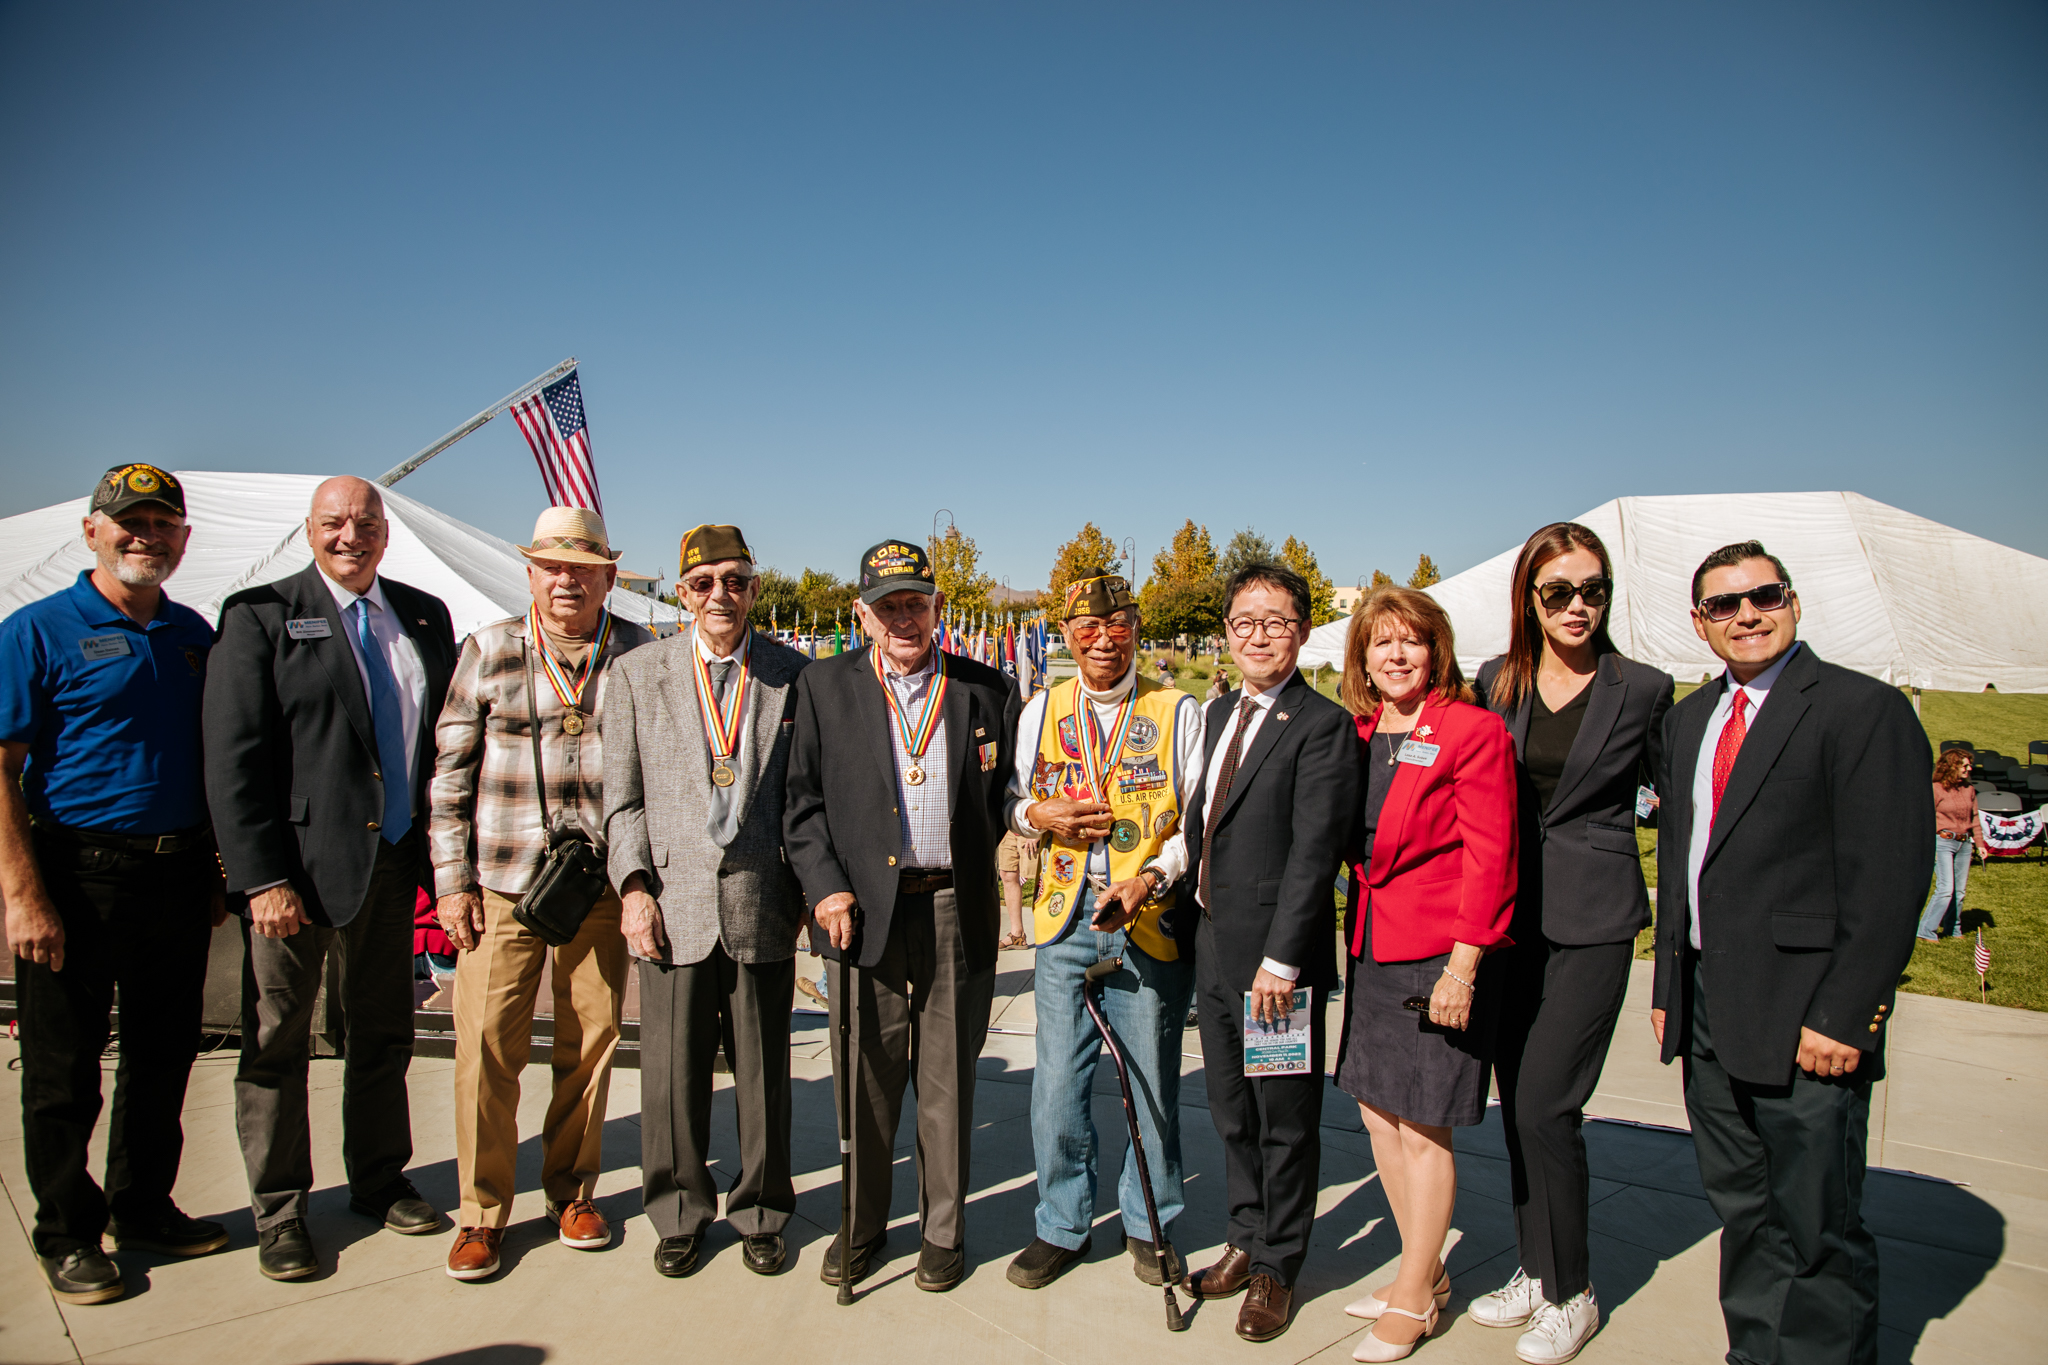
[{"xmin": 519, "ymin": 506, "xmax": 622, "ymax": 565}]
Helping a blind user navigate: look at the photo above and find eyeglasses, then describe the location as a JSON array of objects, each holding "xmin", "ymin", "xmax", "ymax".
[
  {"xmin": 1696, "ymin": 581, "xmax": 1791, "ymax": 622},
  {"xmin": 682, "ymin": 573, "xmax": 756, "ymax": 595},
  {"xmin": 1226, "ymin": 616, "xmax": 1302, "ymax": 639},
  {"xmin": 1068, "ymin": 617, "xmax": 1134, "ymax": 644},
  {"xmin": 1533, "ymin": 577, "xmax": 1613, "ymax": 612}
]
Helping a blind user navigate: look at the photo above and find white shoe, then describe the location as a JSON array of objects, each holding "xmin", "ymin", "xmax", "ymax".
[
  {"xmin": 1345, "ymin": 1264, "xmax": 1450, "ymax": 1320},
  {"xmin": 1352, "ymin": 1302, "xmax": 1439, "ymax": 1362},
  {"xmin": 1468, "ymin": 1268, "xmax": 1545, "ymax": 1328},
  {"xmin": 1515, "ymin": 1289, "xmax": 1600, "ymax": 1365}
]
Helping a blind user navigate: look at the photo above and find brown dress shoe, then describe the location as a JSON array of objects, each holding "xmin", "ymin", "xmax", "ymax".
[
  {"xmin": 446, "ymin": 1227, "xmax": 503, "ymax": 1281},
  {"xmin": 549, "ymin": 1199, "xmax": 610, "ymax": 1249},
  {"xmin": 1184, "ymin": 1244, "xmax": 1254, "ymax": 1298},
  {"xmin": 1237, "ymin": 1273, "xmax": 1294, "ymax": 1342}
]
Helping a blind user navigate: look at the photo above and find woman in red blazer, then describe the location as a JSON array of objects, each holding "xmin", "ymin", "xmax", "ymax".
[{"xmin": 1335, "ymin": 587, "xmax": 1517, "ymax": 1363}]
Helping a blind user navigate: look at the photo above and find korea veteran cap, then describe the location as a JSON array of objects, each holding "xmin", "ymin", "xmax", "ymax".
[
  {"xmin": 680, "ymin": 524, "xmax": 754, "ymax": 574},
  {"xmin": 858, "ymin": 540, "xmax": 936, "ymax": 604},
  {"xmin": 1061, "ymin": 570, "xmax": 1134, "ymax": 621},
  {"xmin": 90, "ymin": 464, "xmax": 185, "ymax": 519}
]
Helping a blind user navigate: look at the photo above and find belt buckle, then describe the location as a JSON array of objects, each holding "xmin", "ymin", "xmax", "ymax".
[{"xmin": 154, "ymin": 834, "xmax": 176, "ymax": 854}]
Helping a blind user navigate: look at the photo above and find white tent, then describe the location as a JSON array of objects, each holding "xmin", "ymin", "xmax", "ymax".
[
  {"xmin": 0, "ymin": 470, "xmax": 685, "ymax": 639},
  {"xmin": 1301, "ymin": 492, "xmax": 2048, "ymax": 694}
]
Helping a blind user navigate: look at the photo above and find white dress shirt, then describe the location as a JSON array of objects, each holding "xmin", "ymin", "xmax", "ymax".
[
  {"xmin": 1195, "ymin": 678, "xmax": 1301, "ymax": 982},
  {"xmin": 694, "ymin": 628, "xmax": 756, "ymax": 755},
  {"xmin": 1007, "ymin": 665, "xmax": 1205, "ymax": 887},
  {"xmin": 321, "ymin": 571, "xmax": 428, "ymax": 802},
  {"xmin": 882, "ymin": 650, "xmax": 952, "ymax": 870},
  {"xmin": 1687, "ymin": 642, "xmax": 1801, "ymax": 950}
]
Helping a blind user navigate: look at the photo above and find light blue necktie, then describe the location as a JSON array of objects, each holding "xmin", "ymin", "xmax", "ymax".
[{"xmin": 352, "ymin": 599, "xmax": 412, "ymax": 844}]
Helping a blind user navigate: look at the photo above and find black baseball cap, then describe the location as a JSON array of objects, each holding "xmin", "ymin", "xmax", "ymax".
[
  {"xmin": 90, "ymin": 464, "xmax": 186, "ymax": 519},
  {"xmin": 858, "ymin": 539, "xmax": 937, "ymax": 605}
]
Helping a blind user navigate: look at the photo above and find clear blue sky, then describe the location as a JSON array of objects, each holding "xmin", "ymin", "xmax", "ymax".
[{"xmin": 3, "ymin": 2, "xmax": 2043, "ymax": 595}]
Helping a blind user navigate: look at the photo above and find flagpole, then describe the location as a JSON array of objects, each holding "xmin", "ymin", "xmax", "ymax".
[{"xmin": 375, "ymin": 356, "xmax": 579, "ymax": 488}]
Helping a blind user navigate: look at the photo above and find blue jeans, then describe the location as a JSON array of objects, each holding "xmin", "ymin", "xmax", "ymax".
[
  {"xmin": 1030, "ymin": 887, "xmax": 1195, "ymax": 1250},
  {"xmin": 1916, "ymin": 836, "xmax": 1972, "ymax": 939}
]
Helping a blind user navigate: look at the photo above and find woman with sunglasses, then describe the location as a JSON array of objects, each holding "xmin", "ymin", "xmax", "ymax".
[
  {"xmin": 1916, "ymin": 749, "xmax": 1988, "ymax": 941},
  {"xmin": 1468, "ymin": 523, "xmax": 1673, "ymax": 1364}
]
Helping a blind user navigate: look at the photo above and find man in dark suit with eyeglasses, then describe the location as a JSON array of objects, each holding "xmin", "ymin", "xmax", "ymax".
[{"xmin": 1649, "ymin": 540, "xmax": 1930, "ymax": 1365}]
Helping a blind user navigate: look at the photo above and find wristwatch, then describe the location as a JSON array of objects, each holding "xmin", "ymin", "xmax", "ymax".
[{"xmin": 1138, "ymin": 866, "xmax": 1167, "ymax": 904}]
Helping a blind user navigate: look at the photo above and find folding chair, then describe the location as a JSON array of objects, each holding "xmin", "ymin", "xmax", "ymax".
[
  {"xmin": 2029, "ymin": 740, "xmax": 2048, "ymax": 767},
  {"xmin": 1940, "ymin": 739, "xmax": 1975, "ymax": 753}
]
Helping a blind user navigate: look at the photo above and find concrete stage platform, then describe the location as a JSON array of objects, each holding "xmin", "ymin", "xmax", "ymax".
[{"xmin": 2, "ymin": 957, "xmax": 2041, "ymax": 1365}]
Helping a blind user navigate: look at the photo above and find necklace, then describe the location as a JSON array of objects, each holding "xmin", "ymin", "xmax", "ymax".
[{"xmin": 874, "ymin": 646, "xmax": 947, "ymax": 786}]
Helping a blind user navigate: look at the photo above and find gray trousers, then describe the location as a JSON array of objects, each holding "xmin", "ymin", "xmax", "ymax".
[
  {"xmin": 638, "ymin": 944, "xmax": 795, "ymax": 1239},
  {"xmin": 827, "ymin": 886, "xmax": 994, "ymax": 1250},
  {"xmin": 235, "ymin": 832, "xmax": 419, "ymax": 1230}
]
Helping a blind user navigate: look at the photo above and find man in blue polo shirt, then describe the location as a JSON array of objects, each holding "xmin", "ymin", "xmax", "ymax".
[{"xmin": 0, "ymin": 464, "xmax": 230, "ymax": 1307}]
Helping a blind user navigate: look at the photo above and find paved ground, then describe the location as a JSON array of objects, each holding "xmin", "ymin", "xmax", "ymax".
[{"xmin": 2, "ymin": 957, "xmax": 2041, "ymax": 1365}]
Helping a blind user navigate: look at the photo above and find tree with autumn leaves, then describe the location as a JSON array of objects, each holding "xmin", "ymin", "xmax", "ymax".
[
  {"xmin": 1040, "ymin": 522, "xmax": 1125, "ymax": 615},
  {"xmin": 928, "ymin": 524, "xmax": 996, "ymax": 616}
]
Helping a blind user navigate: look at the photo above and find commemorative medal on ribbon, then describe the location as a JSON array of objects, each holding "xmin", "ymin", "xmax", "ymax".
[
  {"xmin": 529, "ymin": 604, "xmax": 613, "ymax": 737},
  {"xmin": 692, "ymin": 633, "xmax": 753, "ymax": 787},
  {"xmin": 874, "ymin": 646, "xmax": 948, "ymax": 786},
  {"xmin": 1076, "ymin": 689, "xmax": 1137, "ymax": 813}
]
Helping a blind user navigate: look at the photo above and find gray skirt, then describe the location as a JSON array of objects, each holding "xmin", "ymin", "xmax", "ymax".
[{"xmin": 1335, "ymin": 911, "xmax": 1498, "ymax": 1128}]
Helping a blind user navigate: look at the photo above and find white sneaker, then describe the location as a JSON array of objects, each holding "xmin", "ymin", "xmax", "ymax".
[
  {"xmin": 1468, "ymin": 1268, "xmax": 1545, "ymax": 1328},
  {"xmin": 1515, "ymin": 1289, "xmax": 1600, "ymax": 1365}
]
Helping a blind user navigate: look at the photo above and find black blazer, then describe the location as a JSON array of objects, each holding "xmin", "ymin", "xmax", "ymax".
[
  {"xmin": 1650, "ymin": 645, "xmax": 1931, "ymax": 1085},
  {"xmin": 204, "ymin": 563, "xmax": 457, "ymax": 927},
  {"xmin": 1175, "ymin": 673, "xmax": 1360, "ymax": 995},
  {"xmin": 1476, "ymin": 652, "xmax": 1674, "ymax": 945},
  {"xmin": 784, "ymin": 645, "xmax": 1021, "ymax": 973}
]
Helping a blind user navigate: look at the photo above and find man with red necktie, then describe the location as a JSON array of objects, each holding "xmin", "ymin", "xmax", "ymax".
[{"xmin": 1650, "ymin": 541, "xmax": 1930, "ymax": 1365}]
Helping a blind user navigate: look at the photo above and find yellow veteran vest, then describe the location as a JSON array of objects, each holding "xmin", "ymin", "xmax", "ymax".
[{"xmin": 1029, "ymin": 675, "xmax": 1185, "ymax": 960}]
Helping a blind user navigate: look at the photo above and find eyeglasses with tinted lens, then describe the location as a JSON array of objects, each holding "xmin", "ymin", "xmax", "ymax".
[
  {"xmin": 683, "ymin": 573, "xmax": 755, "ymax": 596},
  {"xmin": 1067, "ymin": 617, "xmax": 1135, "ymax": 644},
  {"xmin": 1533, "ymin": 577, "xmax": 1613, "ymax": 612},
  {"xmin": 1696, "ymin": 582, "xmax": 1791, "ymax": 622},
  {"xmin": 1226, "ymin": 616, "xmax": 1302, "ymax": 639}
]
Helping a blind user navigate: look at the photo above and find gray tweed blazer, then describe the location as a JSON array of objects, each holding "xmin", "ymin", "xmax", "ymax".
[{"xmin": 603, "ymin": 627, "xmax": 809, "ymax": 965}]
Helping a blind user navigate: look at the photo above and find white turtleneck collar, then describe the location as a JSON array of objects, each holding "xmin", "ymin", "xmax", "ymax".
[{"xmin": 1078, "ymin": 662, "xmax": 1137, "ymax": 704}]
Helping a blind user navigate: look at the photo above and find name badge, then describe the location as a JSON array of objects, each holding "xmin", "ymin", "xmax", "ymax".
[
  {"xmin": 1635, "ymin": 785, "xmax": 1657, "ymax": 819},
  {"xmin": 286, "ymin": 618, "xmax": 333, "ymax": 640},
  {"xmin": 79, "ymin": 633, "xmax": 132, "ymax": 661},
  {"xmin": 1395, "ymin": 738, "xmax": 1440, "ymax": 767}
]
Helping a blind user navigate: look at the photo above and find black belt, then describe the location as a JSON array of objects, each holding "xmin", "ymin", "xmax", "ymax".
[
  {"xmin": 34, "ymin": 819, "xmax": 213, "ymax": 856},
  {"xmin": 898, "ymin": 868, "xmax": 953, "ymax": 895}
]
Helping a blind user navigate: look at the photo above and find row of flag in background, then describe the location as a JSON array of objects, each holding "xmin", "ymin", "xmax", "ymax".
[{"xmin": 505, "ymin": 364, "xmax": 1062, "ymax": 699}]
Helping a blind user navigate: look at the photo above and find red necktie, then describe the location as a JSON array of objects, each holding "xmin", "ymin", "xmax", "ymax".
[{"xmin": 1710, "ymin": 691, "xmax": 1750, "ymax": 823}]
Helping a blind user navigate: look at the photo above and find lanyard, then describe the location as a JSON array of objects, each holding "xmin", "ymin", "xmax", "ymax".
[
  {"xmin": 693, "ymin": 631, "xmax": 752, "ymax": 787},
  {"xmin": 873, "ymin": 646, "xmax": 947, "ymax": 786}
]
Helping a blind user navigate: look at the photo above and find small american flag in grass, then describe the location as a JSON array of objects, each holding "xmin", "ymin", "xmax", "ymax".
[{"xmin": 1975, "ymin": 928, "xmax": 1991, "ymax": 979}]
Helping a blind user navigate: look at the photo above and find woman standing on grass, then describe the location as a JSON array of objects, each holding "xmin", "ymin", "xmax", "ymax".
[
  {"xmin": 1469, "ymin": 522, "xmax": 1673, "ymax": 1365},
  {"xmin": 1916, "ymin": 749, "xmax": 1988, "ymax": 941}
]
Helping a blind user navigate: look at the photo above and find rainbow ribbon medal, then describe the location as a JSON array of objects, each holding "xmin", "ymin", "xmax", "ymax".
[
  {"xmin": 528, "ymin": 604, "xmax": 612, "ymax": 736},
  {"xmin": 692, "ymin": 631, "xmax": 753, "ymax": 787},
  {"xmin": 1075, "ymin": 684, "xmax": 1137, "ymax": 806},
  {"xmin": 873, "ymin": 645, "xmax": 948, "ymax": 786}
]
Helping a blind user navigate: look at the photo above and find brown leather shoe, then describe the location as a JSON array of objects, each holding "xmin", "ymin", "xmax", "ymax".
[
  {"xmin": 1184, "ymin": 1243, "xmax": 1254, "ymax": 1299},
  {"xmin": 1236, "ymin": 1273, "xmax": 1294, "ymax": 1342},
  {"xmin": 549, "ymin": 1199, "xmax": 610, "ymax": 1250},
  {"xmin": 446, "ymin": 1227, "xmax": 502, "ymax": 1281}
]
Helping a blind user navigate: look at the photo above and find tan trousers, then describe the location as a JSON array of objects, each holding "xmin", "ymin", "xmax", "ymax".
[{"xmin": 452, "ymin": 885, "xmax": 627, "ymax": 1229}]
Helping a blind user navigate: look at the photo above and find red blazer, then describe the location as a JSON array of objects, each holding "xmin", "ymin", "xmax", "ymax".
[{"xmin": 1347, "ymin": 697, "xmax": 1518, "ymax": 962}]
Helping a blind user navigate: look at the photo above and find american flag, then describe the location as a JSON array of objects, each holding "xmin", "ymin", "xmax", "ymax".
[
  {"xmin": 510, "ymin": 369, "xmax": 603, "ymax": 513},
  {"xmin": 1975, "ymin": 928, "xmax": 1991, "ymax": 979}
]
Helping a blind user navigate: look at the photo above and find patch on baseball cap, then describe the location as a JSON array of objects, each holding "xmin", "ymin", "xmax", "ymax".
[
  {"xmin": 858, "ymin": 540, "xmax": 936, "ymax": 605},
  {"xmin": 90, "ymin": 465, "xmax": 186, "ymax": 519}
]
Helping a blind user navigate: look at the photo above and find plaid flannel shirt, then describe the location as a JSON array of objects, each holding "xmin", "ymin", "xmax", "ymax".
[{"xmin": 429, "ymin": 612, "xmax": 654, "ymax": 898}]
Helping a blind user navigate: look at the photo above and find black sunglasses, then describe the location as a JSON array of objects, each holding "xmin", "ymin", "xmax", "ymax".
[
  {"xmin": 1696, "ymin": 581, "xmax": 1791, "ymax": 621},
  {"xmin": 1533, "ymin": 577, "xmax": 1613, "ymax": 611},
  {"xmin": 682, "ymin": 573, "xmax": 756, "ymax": 595}
]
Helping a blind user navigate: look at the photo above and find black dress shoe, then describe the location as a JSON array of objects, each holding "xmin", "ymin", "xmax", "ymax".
[
  {"xmin": 39, "ymin": 1247, "xmax": 123, "ymax": 1304},
  {"xmin": 1126, "ymin": 1236, "xmax": 1183, "ymax": 1287},
  {"xmin": 818, "ymin": 1230, "xmax": 888, "ymax": 1286},
  {"xmin": 1006, "ymin": 1236, "xmax": 1089, "ymax": 1289},
  {"xmin": 258, "ymin": 1220, "xmax": 320, "ymax": 1281},
  {"xmin": 741, "ymin": 1233, "xmax": 786, "ymax": 1275},
  {"xmin": 349, "ymin": 1179, "xmax": 440, "ymax": 1235},
  {"xmin": 653, "ymin": 1234, "xmax": 701, "ymax": 1278},
  {"xmin": 915, "ymin": 1239, "xmax": 964, "ymax": 1292},
  {"xmin": 110, "ymin": 1210, "xmax": 229, "ymax": 1256}
]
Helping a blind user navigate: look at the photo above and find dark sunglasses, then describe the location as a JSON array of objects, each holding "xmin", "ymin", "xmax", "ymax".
[
  {"xmin": 1533, "ymin": 577, "xmax": 1613, "ymax": 611},
  {"xmin": 682, "ymin": 573, "xmax": 755, "ymax": 595},
  {"xmin": 1696, "ymin": 581, "xmax": 1791, "ymax": 622}
]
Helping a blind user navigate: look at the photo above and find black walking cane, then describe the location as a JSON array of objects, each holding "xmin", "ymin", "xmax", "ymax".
[
  {"xmin": 1081, "ymin": 956, "xmax": 1188, "ymax": 1333},
  {"xmin": 835, "ymin": 947, "xmax": 858, "ymax": 1306}
]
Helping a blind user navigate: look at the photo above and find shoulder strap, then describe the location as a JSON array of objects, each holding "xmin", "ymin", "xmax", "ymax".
[{"xmin": 524, "ymin": 636, "xmax": 553, "ymax": 839}]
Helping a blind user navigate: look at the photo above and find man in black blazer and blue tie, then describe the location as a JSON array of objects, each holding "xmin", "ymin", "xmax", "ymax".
[
  {"xmin": 1650, "ymin": 541, "xmax": 1930, "ymax": 1365},
  {"xmin": 1177, "ymin": 563, "xmax": 1361, "ymax": 1343},
  {"xmin": 204, "ymin": 476, "xmax": 457, "ymax": 1281}
]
